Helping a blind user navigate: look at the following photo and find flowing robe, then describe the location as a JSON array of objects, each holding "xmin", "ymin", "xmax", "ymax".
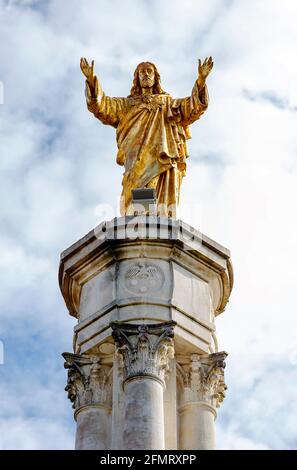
[{"xmin": 85, "ymin": 78, "xmax": 208, "ymax": 216}]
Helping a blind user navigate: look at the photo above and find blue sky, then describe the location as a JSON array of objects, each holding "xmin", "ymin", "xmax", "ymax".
[{"xmin": 0, "ymin": 0, "xmax": 297, "ymax": 449}]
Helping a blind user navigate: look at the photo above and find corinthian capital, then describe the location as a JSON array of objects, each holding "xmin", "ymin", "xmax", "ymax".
[
  {"xmin": 62, "ymin": 352, "xmax": 112, "ymax": 412},
  {"xmin": 111, "ymin": 321, "xmax": 175, "ymax": 386},
  {"xmin": 182, "ymin": 351, "xmax": 227, "ymax": 408}
]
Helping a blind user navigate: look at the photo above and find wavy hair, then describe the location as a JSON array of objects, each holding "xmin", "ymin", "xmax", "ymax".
[{"xmin": 129, "ymin": 62, "xmax": 166, "ymax": 96}]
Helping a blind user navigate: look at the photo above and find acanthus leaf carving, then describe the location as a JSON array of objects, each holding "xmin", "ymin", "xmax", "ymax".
[
  {"xmin": 62, "ymin": 352, "xmax": 112, "ymax": 411},
  {"xmin": 182, "ymin": 351, "xmax": 227, "ymax": 408},
  {"xmin": 111, "ymin": 322, "xmax": 175, "ymax": 386}
]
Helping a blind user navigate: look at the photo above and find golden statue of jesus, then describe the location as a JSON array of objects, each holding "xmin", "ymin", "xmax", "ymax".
[{"xmin": 80, "ymin": 57, "xmax": 213, "ymax": 217}]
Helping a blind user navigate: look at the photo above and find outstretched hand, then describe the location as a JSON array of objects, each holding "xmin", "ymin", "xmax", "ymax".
[
  {"xmin": 198, "ymin": 57, "xmax": 213, "ymax": 86},
  {"xmin": 80, "ymin": 57, "xmax": 95, "ymax": 86}
]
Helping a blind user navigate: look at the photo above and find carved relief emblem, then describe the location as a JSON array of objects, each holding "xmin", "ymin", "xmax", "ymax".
[{"xmin": 124, "ymin": 262, "xmax": 164, "ymax": 294}]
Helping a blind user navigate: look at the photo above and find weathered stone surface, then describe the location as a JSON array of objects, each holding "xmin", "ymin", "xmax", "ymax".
[
  {"xmin": 122, "ymin": 376, "xmax": 165, "ymax": 450},
  {"xmin": 63, "ymin": 352, "xmax": 112, "ymax": 410},
  {"xmin": 111, "ymin": 321, "xmax": 175, "ymax": 450},
  {"xmin": 111, "ymin": 321, "xmax": 175, "ymax": 385},
  {"xmin": 62, "ymin": 352, "xmax": 112, "ymax": 450},
  {"xmin": 60, "ymin": 216, "xmax": 233, "ymax": 450},
  {"xmin": 59, "ymin": 216, "xmax": 233, "ymax": 356},
  {"xmin": 178, "ymin": 352, "xmax": 228, "ymax": 450}
]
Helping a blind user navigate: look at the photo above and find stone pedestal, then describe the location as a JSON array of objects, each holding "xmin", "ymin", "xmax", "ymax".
[{"xmin": 60, "ymin": 216, "xmax": 233, "ymax": 449}]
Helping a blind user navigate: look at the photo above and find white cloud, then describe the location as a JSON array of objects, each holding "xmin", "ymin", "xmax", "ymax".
[
  {"xmin": 0, "ymin": 384, "xmax": 74, "ymax": 450},
  {"xmin": 0, "ymin": 357, "xmax": 75, "ymax": 449},
  {"xmin": 0, "ymin": 418, "xmax": 73, "ymax": 450},
  {"xmin": 217, "ymin": 353, "xmax": 297, "ymax": 449},
  {"xmin": 217, "ymin": 429, "xmax": 270, "ymax": 451}
]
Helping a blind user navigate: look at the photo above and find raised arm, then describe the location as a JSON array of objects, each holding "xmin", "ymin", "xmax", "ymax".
[
  {"xmin": 80, "ymin": 58, "xmax": 127, "ymax": 128},
  {"xmin": 197, "ymin": 56, "xmax": 213, "ymax": 105},
  {"xmin": 171, "ymin": 57, "xmax": 213, "ymax": 127}
]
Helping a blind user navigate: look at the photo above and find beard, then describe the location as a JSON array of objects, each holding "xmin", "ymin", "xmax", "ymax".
[{"xmin": 140, "ymin": 78, "xmax": 154, "ymax": 88}]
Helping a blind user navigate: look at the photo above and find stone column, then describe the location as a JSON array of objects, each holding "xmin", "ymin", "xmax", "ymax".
[
  {"xmin": 179, "ymin": 352, "xmax": 227, "ymax": 450},
  {"xmin": 111, "ymin": 321, "xmax": 175, "ymax": 450},
  {"xmin": 63, "ymin": 352, "xmax": 112, "ymax": 450}
]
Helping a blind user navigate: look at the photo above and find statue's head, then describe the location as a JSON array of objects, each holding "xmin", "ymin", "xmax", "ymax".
[{"xmin": 130, "ymin": 62, "xmax": 166, "ymax": 96}]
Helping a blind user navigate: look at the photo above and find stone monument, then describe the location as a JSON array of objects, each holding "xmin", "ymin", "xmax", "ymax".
[{"xmin": 60, "ymin": 57, "xmax": 233, "ymax": 450}]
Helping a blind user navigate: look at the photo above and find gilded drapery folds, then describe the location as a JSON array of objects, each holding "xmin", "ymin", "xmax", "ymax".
[{"xmin": 85, "ymin": 65, "xmax": 209, "ymax": 217}]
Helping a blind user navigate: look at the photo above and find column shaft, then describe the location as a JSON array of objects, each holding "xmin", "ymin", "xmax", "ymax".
[
  {"xmin": 63, "ymin": 352, "xmax": 112, "ymax": 450},
  {"xmin": 178, "ymin": 352, "xmax": 227, "ymax": 450},
  {"xmin": 75, "ymin": 405, "xmax": 110, "ymax": 450},
  {"xmin": 111, "ymin": 321, "xmax": 175, "ymax": 450},
  {"xmin": 123, "ymin": 377, "xmax": 165, "ymax": 450},
  {"xmin": 179, "ymin": 402, "xmax": 216, "ymax": 450}
]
